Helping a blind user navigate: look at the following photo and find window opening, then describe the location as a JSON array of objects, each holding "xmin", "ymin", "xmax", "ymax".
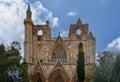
[
  {"xmin": 76, "ymin": 29, "xmax": 81, "ymax": 35},
  {"xmin": 38, "ymin": 30, "xmax": 43, "ymax": 35}
]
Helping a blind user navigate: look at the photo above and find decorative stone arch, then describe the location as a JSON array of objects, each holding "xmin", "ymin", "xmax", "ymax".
[
  {"xmin": 70, "ymin": 24, "xmax": 83, "ymax": 34},
  {"xmin": 48, "ymin": 69, "xmax": 70, "ymax": 82},
  {"xmin": 76, "ymin": 26, "xmax": 82, "ymax": 33},
  {"xmin": 32, "ymin": 72, "xmax": 46, "ymax": 82},
  {"xmin": 48, "ymin": 42, "xmax": 70, "ymax": 63},
  {"xmin": 32, "ymin": 60, "xmax": 46, "ymax": 82},
  {"xmin": 69, "ymin": 19, "xmax": 86, "ymax": 40},
  {"xmin": 33, "ymin": 26, "xmax": 46, "ymax": 41},
  {"xmin": 35, "ymin": 26, "xmax": 45, "ymax": 36}
]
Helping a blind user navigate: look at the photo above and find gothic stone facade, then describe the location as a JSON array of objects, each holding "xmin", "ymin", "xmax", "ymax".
[{"xmin": 24, "ymin": 5, "xmax": 96, "ymax": 82}]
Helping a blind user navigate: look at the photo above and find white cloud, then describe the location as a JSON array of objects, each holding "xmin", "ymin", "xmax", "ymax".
[
  {"xmin": 68, "ymin": 11, "xmax": 77, "ymax": 17},
  {"xmin": 31, "ymin": 1, "xmax": 59, "ymax": 27},
  {"xmin": 51, "ymin": 17, "xmax": 59, "ymax": 27},
  {"xmin": 0, "ymin": 0, "xmax": 59, "ymax": 42},
  {"xmin": 107, "ymin": 37, "xmax": 120, "ymax": 51},
  {"xmin": 0, "ymin": 0, "xmax": 25, "ymax": 43},
  {"xmin": 0, "ymin": 0, "xmax": 59, "ymax": 56},
  {"xmin": 60, "ymin": 31, "xmax": 68, "ymax": 37}
]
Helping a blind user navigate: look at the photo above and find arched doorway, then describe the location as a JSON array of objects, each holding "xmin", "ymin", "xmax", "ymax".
[
  {"xmin": 54, "ymin": 75, "xmax": 64, "ymax": 82},
  {"xmin": 37, "ymin": 77, "xmax": 42, "ymax": 82},
  {"xmin": 32, "ymin": 73, "xmax": 46, "ymax": 82},
  {"xmin": 48, "ymin": 69, "xmax": 70, "ymax": 82}
]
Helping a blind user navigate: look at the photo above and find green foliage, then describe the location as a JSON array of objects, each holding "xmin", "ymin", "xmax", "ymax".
[
  {"xmin": 19, "ymin": 60, "xmax": 30, "ymax": 82},
  {"xmin": 91, "ymin": 51, "xmax": 120, "ymax": 82},
  {"xmin": 111, "ymin": 54, "xmax": 120, "ymax": 82},
  {"xmin": 77, "ymin": 43, "xmax": 85, "ymax": 82},
  {"xmin": 0, "ymin": 41, "xmax": 29, "ymax": 82}
]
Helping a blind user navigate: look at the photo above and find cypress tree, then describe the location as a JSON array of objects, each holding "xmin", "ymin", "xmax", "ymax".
[{"xmin": 77, "ymin": 43, "xmax": 85, "ymax": 82}]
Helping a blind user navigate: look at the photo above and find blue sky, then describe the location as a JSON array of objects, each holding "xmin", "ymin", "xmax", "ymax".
[{"xmin": 0, "ymin": 0, "xmax": 120, "ymax": 53}]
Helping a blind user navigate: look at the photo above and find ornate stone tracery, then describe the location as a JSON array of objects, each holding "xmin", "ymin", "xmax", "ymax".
[{"xmin": 52, "ymin": 45, "xmax": 67, "ymax": 63}]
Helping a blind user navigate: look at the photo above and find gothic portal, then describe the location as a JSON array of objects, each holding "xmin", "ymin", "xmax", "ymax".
[{"xmin": 24, "ymin": 5, "xmax": 96, "ymax": 82}]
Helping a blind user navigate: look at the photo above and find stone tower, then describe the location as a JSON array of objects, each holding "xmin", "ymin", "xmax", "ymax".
[{"xmin": 24, "ymin": 5, "xmax": 96, "ymax": 82}]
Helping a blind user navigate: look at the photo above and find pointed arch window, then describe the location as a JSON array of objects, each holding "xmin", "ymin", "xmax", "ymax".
[
  {"xmin": 52, "ymin": 45, "xmax": 67, "ymax": 63},
  {"xmin": 52, "ymin": 51, "xmax": 57, "ymax": 62},
  {"xmin": 54, "ymin": 75, "xmax": 64, "ymax": 82}
]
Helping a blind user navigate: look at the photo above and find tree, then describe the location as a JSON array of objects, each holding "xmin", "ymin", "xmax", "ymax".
[
  {"xmin": 77, "ymin": 43, "xmax": 85, "ymax": 82},
  {"xmin": 111, "ymin": 54, "xmax": 120, "ymax": 82},
  {"xmin": 0, "ymin": 41, "xmax": 30, "ymax": 82},
  {"xmin": 91, "ymin": 51, "xmax": 118, "ymax": 82},
  {"xmin": 0, "ymin": 44, "xmax": 13, "ymax": 82}
]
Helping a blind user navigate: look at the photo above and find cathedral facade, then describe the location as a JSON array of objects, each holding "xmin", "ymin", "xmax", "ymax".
[{"xmin": 24, "ymin": 5, "xmax": 96, "ymax": 82}]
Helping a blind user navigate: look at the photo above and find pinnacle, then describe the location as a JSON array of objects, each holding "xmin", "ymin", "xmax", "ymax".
[
  {"xmin": 77, "ymin": 18, "xmax": 82, "ymax": 25},
  {"xmin": 27, "ymin": 3, "xmax": 31, "ymax": 11}
]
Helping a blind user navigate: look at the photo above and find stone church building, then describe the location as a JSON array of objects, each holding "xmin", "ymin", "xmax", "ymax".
[{"xmin": 24, "ymin": 5, "xmax": 96, "ymax": 82}]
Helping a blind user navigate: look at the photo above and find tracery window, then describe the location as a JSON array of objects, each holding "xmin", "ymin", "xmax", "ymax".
[
  {"xmin": 54, "ymin": 75, "xmax": 64, "ymax": 82},
  {"xmin": 52, "ymin": 45, "xmax": 67, "ymax": 63},
  {"xmin": 52, "ymin": 51, "xmax": 57, "ymax": 62}
]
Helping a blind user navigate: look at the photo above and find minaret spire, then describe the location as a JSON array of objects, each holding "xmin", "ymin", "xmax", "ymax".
[
  {"xmin": 26, "ymin": 3, "xmax": 32, "ymax": 20},
  {"xmin": 27, "ymin": 3, "xmax": 31, "ymax": 11},
  {"xmin": 59, "ymin": 32, "xmax": 60, "ymax": 36}
]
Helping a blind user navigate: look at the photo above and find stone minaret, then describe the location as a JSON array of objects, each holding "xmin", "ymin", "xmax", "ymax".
[{"xmin": 24, "ymin": 4, "xmax": 33, "ymax": 64}]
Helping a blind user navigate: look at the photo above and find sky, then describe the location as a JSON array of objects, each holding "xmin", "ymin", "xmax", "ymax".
[{"xmin": 0, "ymin": 0, "xmax": 120, "ymax": 54}]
